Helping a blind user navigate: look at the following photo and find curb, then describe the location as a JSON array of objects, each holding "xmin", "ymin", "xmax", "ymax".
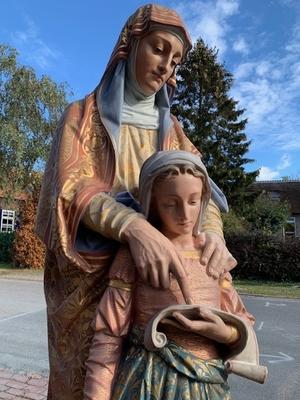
[{"xmin": 0, "ymin": 270, "xmax": 43, "ymax": 282}]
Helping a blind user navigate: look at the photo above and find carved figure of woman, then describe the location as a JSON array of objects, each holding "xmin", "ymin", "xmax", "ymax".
[
  {"xmin": 36, "ymin": 5, "xmax": 236, "ymax": 399},
  {"xmin": 83, "ymin": 150, "xmax": 255, "ymax": 400}
]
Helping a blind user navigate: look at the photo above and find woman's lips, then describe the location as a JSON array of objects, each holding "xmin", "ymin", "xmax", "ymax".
[
  {"xmin": 177, "ymin": 221, "xmax": 192, "ymax": 226},
  {"xmin": 152, "ymin": 72, "xmax": 163, "ymax": 82}
]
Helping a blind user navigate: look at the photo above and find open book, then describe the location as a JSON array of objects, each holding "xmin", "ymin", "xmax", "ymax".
[{"xmin": 144, "ymin": 304, "xmax": 268, "ymax": 384}]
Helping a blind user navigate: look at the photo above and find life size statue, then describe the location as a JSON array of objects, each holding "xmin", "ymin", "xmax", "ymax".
[
  {"xmin": 36, "ymin": 5, "xmax": 250, "ymax": 399},
  {"xmin": 83, "ymin": 150, "xmax": 267, "ymax": 400}
]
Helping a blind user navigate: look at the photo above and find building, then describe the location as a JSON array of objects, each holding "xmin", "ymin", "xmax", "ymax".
[
  {"xmin": 253, "ymin": 180, "xmax": 300, "ymax": 238},
  {"xmin": 0, "ymin": 191, "xmax": 27, "ymax": 233}
]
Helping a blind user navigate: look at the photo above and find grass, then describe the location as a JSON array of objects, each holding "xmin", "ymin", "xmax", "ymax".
[
  {"xmin": 0, "ymin": 262, "xmax": 14, "ymax": 269},
  {"xmin": 0, "ymin": 263, "xmax": 43, "ymax": 280},
  {"xmin": 234, "ymin": 279, "xmax": 300, "ymax": 299}
]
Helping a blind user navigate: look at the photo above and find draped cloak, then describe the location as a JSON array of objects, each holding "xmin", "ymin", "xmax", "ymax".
[{"xmin": 35, "ymin": 5, "xmax": 226, "ymax": 400}]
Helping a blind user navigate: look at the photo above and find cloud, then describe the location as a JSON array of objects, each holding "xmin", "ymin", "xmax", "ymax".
[
  {"xmin": 278, "ymin": 154, "xmax": 291, "ymax": 170},
  {"xmin": 176, "ymin": 0, "xmax": 240, "ymax": 55},
  {"xmin": 174, "ymin": 0, "xmax": 300, "ymax": 159},
  {"xmin": 231, "ymin": 23, "xmax": 300, "ymax": 152},
  {"xmin": 11, "ymin": 16, "xmax": 59, "ymax": 69},
  {"xmin": 257, "ymin": 166, "xmax": 280, "ymax": 181},
  {"xmin": 234, "ymin": 62, "xmax": 255, "ymax": 79},
  {"xmin": 233, "ymin": 37, "xmax": 249, "ymax": 55},
  {"xmin": 257, "ymin": 154, "xmax": 292, "ymax": 181},
  {"xmin": 276, "ymin": 0, "xmax": 300, "ymax": 7}
]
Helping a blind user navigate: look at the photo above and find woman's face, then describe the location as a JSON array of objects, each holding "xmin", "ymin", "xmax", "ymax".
[
  {"xmin": 152, "ymin": 173, "xmax": 203, "ymax": 239},
  {"xmin": 135, "ymin": 30, "xmax": 183, "ymax": 95}
]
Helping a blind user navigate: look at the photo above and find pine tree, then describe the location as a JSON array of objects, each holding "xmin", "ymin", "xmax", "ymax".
[{"xmin": 172, "ymin": 39, "xmax": 259, "ymax": 209}]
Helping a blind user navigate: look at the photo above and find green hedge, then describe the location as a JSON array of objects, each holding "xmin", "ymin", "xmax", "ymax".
[
  {"xmin": 0, "ymin": 232, "xmax": 15, "ymax": 263},
  {"xmin": 226, "ymin": 233, "xmax": 300, "ymax": 282}
]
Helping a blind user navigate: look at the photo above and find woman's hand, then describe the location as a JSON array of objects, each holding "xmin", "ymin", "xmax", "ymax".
[
  {"xmin": 172, "ymin": 306, "xmax": 233, "ymax": 344},
  {"xmin": 196, "ymin": 232, "xmax": 237, "ymax": 279},
  {"xmin": 122, "ymin": 218, "xmax": 193, "ymax": 304}
]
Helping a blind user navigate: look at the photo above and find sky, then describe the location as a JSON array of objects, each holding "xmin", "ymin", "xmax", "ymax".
[{"xmin": 1, "ymin": 0, "xmax": 300, "ymax": 181}]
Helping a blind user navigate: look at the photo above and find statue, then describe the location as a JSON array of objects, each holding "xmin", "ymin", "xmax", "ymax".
[
  {"xmin": 83, "ymin": 150, "xmax": 267, "ymax": 400},
  {"xmin": 36, "ymin": 5, "xmax": 238, "ymax": 399}
]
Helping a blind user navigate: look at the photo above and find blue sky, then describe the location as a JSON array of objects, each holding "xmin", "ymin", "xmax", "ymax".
[{"xmin": 1, "ymin": 0, "xmax": 300, "ymax": 180}]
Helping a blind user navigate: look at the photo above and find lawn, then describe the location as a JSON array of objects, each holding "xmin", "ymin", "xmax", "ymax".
[
  {"xmin": 0, "ymin": 263, "xmax": 43, "ymax": 280},
  {"xmin": 234, "ymin": 279, "xmax": 300, "ymax": 299},
  {"xmin": 0, "ymin": 262, "xmax": 13, "ymax": 269}
]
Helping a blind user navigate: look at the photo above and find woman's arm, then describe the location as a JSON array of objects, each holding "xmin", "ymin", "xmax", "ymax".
[
  {"xmin": 82, "ymin": 193, "xmax": 144, "ymax": 241},
  {"xmin": 167, "ymin": 276, "xmax": 254, "ymax": 345},
  {"xmin": 84, "ymin": 247, "xmax": 135, "ymax": 400},
  {"xmin": 220, "ymin": 272, "xmax": 255, "ymax": 326}
]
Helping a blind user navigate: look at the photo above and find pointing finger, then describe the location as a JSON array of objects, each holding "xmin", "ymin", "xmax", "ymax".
[{"xmin": 170, "ymin": 257, "xmax": 193, "ymax": 304}]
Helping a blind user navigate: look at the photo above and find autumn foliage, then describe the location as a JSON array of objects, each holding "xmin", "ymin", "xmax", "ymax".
[{"xmin": 13, "ymin": 174, "xmax": 45, "ymax": 269}]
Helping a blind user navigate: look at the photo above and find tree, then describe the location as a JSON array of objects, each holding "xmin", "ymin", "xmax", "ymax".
[
  {"xmin": 171, "ymin": 39, "xmax": 259, "ymax": 209},
  {"xmin": 13, "ymin": 172, "xmax": 45, "ymax": 269},
  {"xmin": 243, "ymin": 195, "xmax": 290, "ymax": 235},
  {"xmin": 0, "ymin": 44, "xmax": 70, "ymax": 193}
]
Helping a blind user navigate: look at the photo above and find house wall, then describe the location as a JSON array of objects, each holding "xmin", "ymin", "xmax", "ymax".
[{"xmin": 295, "ymin": 214, "xmax": 300, "ymax": 238}]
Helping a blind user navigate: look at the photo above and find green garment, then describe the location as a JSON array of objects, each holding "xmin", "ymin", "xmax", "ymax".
[{"xmin": 112, "ymin": 327, "xmax": 232, "ymax": 400}]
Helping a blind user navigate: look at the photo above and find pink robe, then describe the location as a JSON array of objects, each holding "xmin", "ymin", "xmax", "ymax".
[{"xmin": 84, "ymin": 246, "xmax": 254, "ymax": 400}]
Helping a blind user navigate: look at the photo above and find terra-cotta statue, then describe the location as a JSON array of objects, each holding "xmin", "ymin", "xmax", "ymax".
[
  {"xmin": 83, "ymin": 150, "xmax": 267, "ymax": 400},
  {"xmin": 36, "ymin": 5, "xmax": 238, "ymax": 399}
]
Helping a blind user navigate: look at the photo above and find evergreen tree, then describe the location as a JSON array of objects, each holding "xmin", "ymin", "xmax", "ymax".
[{"xmin": 172, "ymin": 39, "xmax": 259, "ymax": 209}]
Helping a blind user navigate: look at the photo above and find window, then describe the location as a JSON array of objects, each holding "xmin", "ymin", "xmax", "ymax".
[
  {"xmin": 0, "ymin": 209, "xmax": 15, "ymax": 232},
  {"xmin": 284, "ymin": 216, "xmax": 296, "ymax": 238},
  {"xmin": 269, "ymin": 191, "xmax": 280, "ymax": 202}
]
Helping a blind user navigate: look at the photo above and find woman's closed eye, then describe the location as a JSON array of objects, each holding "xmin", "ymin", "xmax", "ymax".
[
  {"xmin": 164, "ymin": 202, "xmax": 176, "ymax": 208},
  {"xmin": 189, "ymin": 199, "xmax": 201, "ymax": 205},
  {"xmin": 152, "ymin": 43, "xmax": 164, "ymax": 54}
]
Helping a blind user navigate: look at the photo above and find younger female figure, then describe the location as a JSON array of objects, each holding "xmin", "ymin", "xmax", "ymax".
[{"xmin": 83, "ymin": 150, "xmax": 254, "ymax": 400}]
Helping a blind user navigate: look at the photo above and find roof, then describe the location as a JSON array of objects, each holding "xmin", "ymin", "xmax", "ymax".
[{"xmin": 255, "ymin": 179, "xmax": 300, "ymax": 183}]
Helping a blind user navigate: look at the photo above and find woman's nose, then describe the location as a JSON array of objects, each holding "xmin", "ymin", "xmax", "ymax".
[
  {"xmin": 178, "ymin": 204, "xmax": 189, "ymax": 219},
  {"xmin": 158, "ymin": 55, "xmax": 173, "ymax": 75},
  {"xmin": 157, "ymin": 63, "xmax": 168, "ymax": 75}
]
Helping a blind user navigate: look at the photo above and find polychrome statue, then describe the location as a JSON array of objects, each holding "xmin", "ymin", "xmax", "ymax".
[{"xmin": 37, "ymin": 5, "xmax": 238, "ymax": 399}]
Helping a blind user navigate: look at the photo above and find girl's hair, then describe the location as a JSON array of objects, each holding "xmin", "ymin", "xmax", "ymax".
[
  {"xmin": 148, "ymin": 164, "xmax": 206, "ymax": 228},
  {"xmin": 153, "ymin": 164, "xmax": 205, "ymax": 183}
]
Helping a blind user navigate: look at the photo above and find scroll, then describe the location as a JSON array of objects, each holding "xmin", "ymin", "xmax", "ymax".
[{"xmin": 144, "ymin": 304, "xmax": 268, "ymax": 384}]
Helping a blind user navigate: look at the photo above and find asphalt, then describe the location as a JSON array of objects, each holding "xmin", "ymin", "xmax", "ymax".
[
  {"xmin": 2, "ymin": 269, "xmax": 299, "ymax": 399},
  {"xmin": 0, "ymin": 269, "xmax": 47, "ymax": 399}
]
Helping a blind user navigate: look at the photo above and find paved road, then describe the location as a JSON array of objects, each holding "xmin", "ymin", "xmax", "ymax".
[
  {"xmin": 0, "ymin": 279, "xmax": 299, "ymax": 399},
  {"xmin": 230, "ymin": 296, "xmax": 300, "ymax": 399},
  {"xmin": 0, "ymin": 279, "xmax": 48, "ymax": 374}
]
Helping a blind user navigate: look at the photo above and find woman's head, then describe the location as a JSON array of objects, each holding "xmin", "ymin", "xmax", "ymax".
[
  {"xmin": 97, "ymin": 5, "xmax": 192, "ymax": 148},
  {"xmin": 150, "ymin": 165, "xmax": 206, "ymax": 238},
  {"xmin": 102, "ymin": 4, "xmax": 191, "ymax": 93},
  {"xmin": 134, "ymin": 29, "xmax": 183, "ymax": 96},
  {"xmin": 139, "ymin": 151, "xmax": 212, "ymax": 236}
]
